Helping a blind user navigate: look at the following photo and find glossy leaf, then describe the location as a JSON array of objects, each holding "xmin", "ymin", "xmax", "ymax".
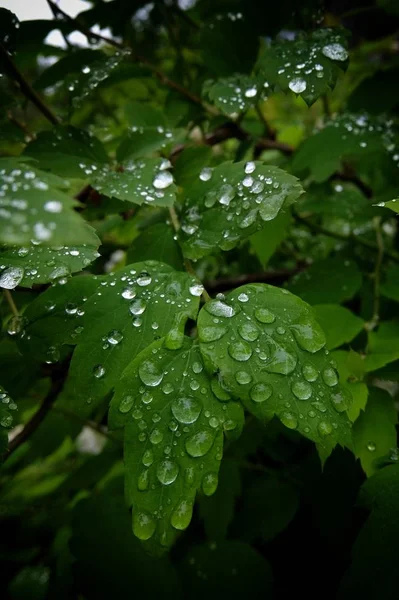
[
  {"xmin": 116, "ymin": 126, "xmax": 185, "ymax": 162},
  {"xmin": 313, "ymin": 304, "xmax": 364, "ymax": 350},
  {"xmin": 288, "ymin": 257, "xmax": 362, "ymax": 305},
  {"xmin": 0, "ymin": 158, "xmax": 99, "ymax": 247},
  {"xmin": 0, "ymin": 385, "xmax": 17, "ymax": 456},
  {"xmin": 18, "ymin": 261, "xmax": 201, "ymax": 415},
  {"xmin": 198, "ymin": 284, "xmax": 352, "ymax": 462},
  {"xmin": 353, "ymin": 387, "xmax": 397, "ymax": 476},
  {"xmin": 257, "ymin": 28, "xmax": 349, "ymax": 105},
  {"xmin": 0, "ymin": 243, "xmax": 99, "ymax": 288},
  {"xmin": 108, "ymin": 337, "xmax": 244, "ymax": 548},
  {"xmin": 126, "ymin": 223, "xmax": 183, "ymax": 271},
  {"xmin": 179, "ymin": 161, "xmax": 303, "ymax": 259},
  {"xmin": 364, "ymin": 321, "xmax": 399, "ymax": 372},
  {"xmin": 203, "ymin": 75, "xmax": 267, "ymax": 117},
  {"xmin": 333, "ymin": 350, "xmax": 368, "ymax": 423}
]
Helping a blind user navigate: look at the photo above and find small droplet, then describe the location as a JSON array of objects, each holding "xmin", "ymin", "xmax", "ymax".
[
  {"xmin": 171, "ymin": 500, "xmax": 193, "ymax": 530},
  {"xmin": 280, "ymin": 411, "xmax": 298, "ymax": 430},
  {"xmin": 250, "ymin": 382, "xmax": 273, "ymax": 403},
  {"xmin": 322, "ymin": 367, "xmax": 338, "ymax": 387},
  {"xmin": 291, "ymin": 380, "xmax": 312, "ymax": 400},
  {"xmin": 153, "ymin": 171, "xmax": 173, "ymax": 189},
  {"xmin": 93, "ymin": 364, "xmax": 105, "ymax": 379},
  {"xmin": 322, "ymin": 43, "xmax": 348, "ymax": 61},
  {"xmin": 138, "ymin": 469, "xmax": 149, "ymax": 491},
  {"xmin": 189, "ymin": 283, "xmax": 204, "ymax": 297},
  {"xmin": 107, "ymin": 329, "xmax": 123, "ymax": 345},
  {"xmin": 235, "ymin": 370, "xmax": 252, "ymax": 385},
  {"xmin": 150, "ymin": 428, "xmax": 163, "ymax": 444},
  {"xmin": 139, "ymin": 360, "xmax": 163, "ymax": 387},
  {"xmin": 318, "ymin": 421, "xmax": 333, "ymax": 437},
  {"xmin": 302, "ymin": 364, "xmax": 319, "ymax": 382},
  {"xmin": 254, "ymin": 308, "xmax": 275, "ymax": 324},
  {"xmin": 142, "ymin": 449, "xmax": 154, "ymax": 466},
  {"xmin": 288, "ymin": 78, "xmax": 307, "ymax": 94},
  {"xmin": 199, "ymin": 167, "xmax": 213, "ymax": 182},
  {"xmin": 133, "ymin": 510, "xmax": 156, "ymax": 540},
  {"xmin": 129, "ymin": 298, "xmax": 146, "ymax": 315},
  {"xmin": 119, "ymin": 394, "xmax": 134, "ymax": 413},
  {"xmin": 171, "ymin": 396, "xmax": 202, "ymax": 424},
  {"xmin": 202, "ymin": 472, "xmax": 218, "ymax": 496},
  {"xmin": 238, "ymin": 322, "xmax": 259, "ymax": 342},
  {"xmin": 228, "ymin": 341, "xmax": 252, "ymax": 362},
  {"xmin": 185, "ymin": 430, "xmax": 214, "ymax": 457},
  {"xmin": 367, "ymin": 441, "xmax": 376, "ymax": 452},
  {"xmin": 157, "ymin": 459, "xmax": 179, "ymax": 485},
  {"xmin": 206, "ymin": 300, "xmax": 235, "ymax": 318}
]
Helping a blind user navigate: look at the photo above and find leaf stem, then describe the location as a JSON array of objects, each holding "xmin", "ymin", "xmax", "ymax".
[
  {"xmin": 0, "ymin": 44, "xmax": 60, "ymax": 126},
  {"xmin": 3, "ymin": 290, "xmax": 19, "ymax": 318}
]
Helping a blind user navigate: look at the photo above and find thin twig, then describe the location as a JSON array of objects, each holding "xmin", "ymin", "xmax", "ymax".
[
  {"xmin": 0, "ymin": 44, "xmax": 60, "ymax": 126},
  {"xmin": 52, "ymin": 406, "xmax": 122, "ymax": 444},
  {"xmin": 4, "ymin": 373, "xmax": 64, "ymax": 461},
  {"xmin": 3, "ymin": 290, "xmax": 19, "ymax": 318}
]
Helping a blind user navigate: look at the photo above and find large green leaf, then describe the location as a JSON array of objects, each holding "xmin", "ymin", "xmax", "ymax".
[
  {"xmin": 293, "ymin": 113, "xmax": 399, "ymax": 181},
  {"xmin": 202, "ymin": 75, "xmax": 267, "ymax": 117},
  {"xmin": 108, "ymin": 337, "xmax": 244, "ymax": 549},
  {"xmin": 288, "ymin": 257, "xmax": 362, "ymax": 305},
  {"xmin": 178, "ymin": 161, "xmax": 303, "ymax": 259},
  {"xmin": 197, "ymin": 284, "xmax": 352, "ymax": 462},
  {"xmin": 18, "ymin": 261, "xmax": 201, "ymax": 415},
  {"xmin": 93, "ymin": 158, "xmax": 177, "ymax": 207},
  {"xmin": 0, "ymin": 158, "xmax": 99, "ymax": 247},
  {"xmin": 0, "ymin": 243, "xmax": 99, "ymax": 288},
  {"xmin": 313, "ymin": 304, "xmax": 364, "ymax": 350},
  {"xmin": 364, "ymin": 321, "xmax": 399, "ymax": 372},
  {"xmin": 116, "ymin": 126, "xmax": 185, "ymax": 162},
  {"xmin": 339, "ymin": 465, "xmax": 399, "ymax": 599},
  {"xmin": 353, "ymin": 387, "xmax": 397, "ymax": 476},
  {"xmin": 24, "ymin": 126, "xmax": 109, "ymax": 179},
  {"xmin": 257, "ymin": 28, "xmax": 349, "ymax": 106}
]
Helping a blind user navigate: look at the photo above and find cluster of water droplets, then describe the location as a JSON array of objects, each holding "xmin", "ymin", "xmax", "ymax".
[
  {"xmin": 0, "ymin": 243, "xmax": 99, "ymax": 289},
  {"xmin": 0, "ymin": 388, "xmax": 17, "ymax": 430},
  {"xmin": 180, "ymin": 162, "xmax": 298, "ymax": 255},
  {"xmin": 199, "ymin": 286, "xmax": 350, "ymax": 440},
  {"xmin": 204, "ymin": 75, "xmax": 269, "ymax": 118},
  {"xmin": 94, "ymin": 157, "xmax": 175, "ymax": 205}
]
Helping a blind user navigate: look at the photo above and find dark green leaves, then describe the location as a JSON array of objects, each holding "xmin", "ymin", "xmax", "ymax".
[
  {"xmin": 0, "ymin": 385, "xmax": 17, "ymax": 456},
  {"xmin": 257, "ymin": 28, "xmax": 349, "ymax": 105},
  {"xmin": 198, "ymin": 284, "xmax": 352, "ymax": 462},
  {"xmin": 0, "ymin": 159, "xmax": 99, "ymax": 247},
  {"xmin": 117, "ymin": 126, "xmax": 185, "ymax": 162},
  {"xmin": 109, "ymin": 338, "xmax": 244, "ymax": 548},
  {"xmin": 18, "ymin": 261, "xmax": 202, "ymax": 415},
  {"xmin": 202, "ymin": 75, "xmax": 266, "ymax": 117},
  {"xmin": 179, "ymin": 161, "xmax": 303, "ymax": 259},
  {"xmin": 313, "ymin": 305, "xmax": 364, "ymax": 350},
  {"xmin": 0, "ymin": 8, "xmax": 19, "ymax": 55}
]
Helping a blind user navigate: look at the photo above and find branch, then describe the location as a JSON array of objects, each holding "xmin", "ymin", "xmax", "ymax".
[
  {"xmin": 3, "ymin": 290, "xmax": 19, "ymax": 318},
  {"xmin": 0, "ymin": 44, "xmax": 60, "ymax": 126},
  {"xmin": 4, "ymin": 367, "xmax": 66, "ymax": 461}
]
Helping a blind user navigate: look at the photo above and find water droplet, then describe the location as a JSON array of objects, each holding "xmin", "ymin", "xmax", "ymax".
[
  {"xmin": 250, "ymin": 382, "xmax": 273, "ymax": 403},
  {"xmin": 290, "ymin": 320, "xmax": 325, "ymax": 353},
  {"xmin": 322, "ymin": 43, "xmax": 348, "ymax": 61},
  {"xmin": 205, "ymin": 300, "xmax": 235, "ymax": 318},
  {"xmin": 171, "ymin": 499, "xmax": 193, "ymax": 530},
  {"xmin": 119, "ymin": 394, "xmax": 134, "ymax": 413},
  {"xmin": 211, "ymin": 378, "xmax": 231, "ymax": 401},
  {"xmin": 192, "ymin": 361, "xmax": 203, "ymax": 374},
  {"xmin": 153, "ymin": 171, "xmax": 173, "ymax": 189},
  {"xmin": 238, "ymin": 322, "xmax": 259, "ymax": 342},
  {"xmin": 93, "ymin": 364, "xmax": 105, "ymax": 379},
  {"xmin": 139, "ymin": 360, "xmax": 163, "ymax": 387},
  {"xmin": 302, "ymin": 364, "xmax": 319, "ymax": 382},
  {"xmin": 129, "ymin": 298, "xmax": 147, "ymax": 315},
  {"xmin": 228, "ymin": 341, "xmax": 252, "ymax": 362},
  {"xmin": 133, "ymin": 510, "xmax": 156, "ymax": 540},
  {"xmin": 254, "ymin": 308, "xmax": 275, "ymax": 324},
  {"xmin": 331, "ymin": 389, "xmax": 350, "ymax": 413},
  {"xmin": 199, "ymin": 326, "xmax": 227, "ymax": 342},
  {"xmin": 244, "ymin": 161, "xmax": 256, "ymax": 174},
  {"xmin": 0, "ymin": 267, "xmax": 24, "ymax": 289},
  {"xmin": 107, "ymin": 329, "xmax": 123, "ymax": 345},
  {"xmin": 288, "ymin": 78, "xmax": 307, "ymax": 93},
  {"xmin": 199, "ymin": 167, "xmax": 213, "ymax": 182},
  {"xmin": 185, "ymin": 430, "xmax": 215, "ymax": 457},
  {"xmin": 137, "ymin": 272, "xmax": 152, "ymax": 286},
  {"xmin": 138, "ymin": 469, "xmax": 149, "ymax": 490},
  {"xmin": 7, "ymin": 315, "xmax": 25, "ymax": 336},
  {"xmin": 157, "ymin": 459, "xmax": 179, "ymax": 485},
  {"xmin": 318, "ymin": 421, "xmax": 333, "ymax": 436},
  {"xmin": 150, "ymin": 428, "xmax": 163, "ymax": 444},
  {"xmin": 202, "ymin": 472, "xmax": 218, "ymax": 496},
  {"xmin": 189, "ymin": 283, "xmax": 204, "ymax": 296},
  {"xmin": 280, "ymin": 411, "xmax": 298, "ymax": 430},
  {"xmin": 172, "ymin": 396, "xmax": 202, "ymax": 424},
  {"xmin": 367, "ymin": 441, "xmax": 376, "ymax": 452},
  {"xmin": 235, "ymin": 370, "xmax": 252, "ymax": 385},
  {"xmin": 142, "ymin": 449, "xmax": 154, "ymax": 466},
  {"xmin": 122, "ymin": 287, "xmax": 136, "ymax": 299},
  {"xmin": 291, "ymin": 380, "xmax": 312, "ymax": 400},
  {"xmin": 322, "ymin": 367, "xmax": 338, "ymax": 387}
]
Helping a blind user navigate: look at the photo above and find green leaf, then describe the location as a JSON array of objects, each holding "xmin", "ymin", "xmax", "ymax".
[
  {"xmin": 300, "ymin": 182, "xmax": 375, "ymax": 226},
  {"xmin": 18, "ymin": 261, "xmax": 201, "ymax": 416},
  {"xmin": 288, "ymin": 258, "xmax": 362, "ymax": 305},
  {"xmin": 381, "ymin": 264, "xmax": 399, "ymax": 302},
  {"xmin": 178, "ymin": 161, "xmax": 303, "ymax": 260},
  {"xmin": 108, "ymin": 337, "xmax": 244, "ymax": 548},
  {"xmin": 93, "ymin": 158, "xmax": 177, "ymax": 207},
  {"xmin": 364, "ymin": 321, "xmax": 399, "ymax": 372},
  {"xmin": 34, "ymin": 49, "xmax": 106, "ymax": 91},
  {"xmin": 353, "ymin": 387, "xmax": 397, "ymax": 476},
  {"xmin": 126, "ymin": 223, "xmax": 183, "ymax": 271},
  {"xmin": 257, "ymin": 28, "xmax": 349, "ymax": 106},
  {"xmin": 376, "ymin": 197, "xmax": 399, "ymax": 214},
  {"xmin": 173, "ymin": 146, "xmax": 213, "ymax": 188},
  {"xmin": 250, "ymin": 211, "xmax": 291, "ymax": 266},
  {"xmin": 24, "ymin": 126, "xmax": 109, "ymax": 179},
  {"xmin": 293, "ymin": 113, "xmax": 399, "ymax": 181},
  {"xmin": 333, "ymin": 350, "xmax": 368, "ymax": 423},
  {"xmin": 179, "ymin": 541, "xmax": 273, "ymax": 599},
  {"xmin": 313, "ymin": 304, "xmax": 364, "ymax": 350},
  {"xmin": 116, "ymin": 126, "xmax": 185, "ymax": 162},
  {"xmin": 197, "ymin": 284, "xmax": 352, "ymax": 463},
  {"xmin": 339, "ymin": 464, "xmax": 399, "ymax": 599},
  {"xmin": 0, "ymin": 243, "xmax": 99, "ymax": 288},
  {"xmin": 202, "ymin": 75, "xmax": 266, "ymax": 117},
  {"xmin": 124, "ymin": 101, "xmax": 167, "ymax": 128},
  {"xmin": 0, "ymin": 158, "xmax": 99, "ymax": 247},
  {"xmin": 0, "ymin": 385, "xmax": 17, "ymax": 456},
  {"xmin": 199, "ymin": 460, "xmax": 241, "ymax": 541},
  {"xmin": 68, "ymin": 49, "xmax": 131, "ymax": 108}
]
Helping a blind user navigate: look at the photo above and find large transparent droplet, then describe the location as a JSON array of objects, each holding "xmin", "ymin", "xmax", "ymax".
[{"xmin": 171, "ymin": 396, "xmax": 202, "ymax": 424}]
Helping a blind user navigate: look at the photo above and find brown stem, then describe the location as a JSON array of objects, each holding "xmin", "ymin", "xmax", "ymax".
[
  {"xmin": 0, "ymin": 45, "xmax": 60, "ymax": 126},
  {"xmin": 3, "ymin": 290, "xmax": 19, "ymax": 318}
]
